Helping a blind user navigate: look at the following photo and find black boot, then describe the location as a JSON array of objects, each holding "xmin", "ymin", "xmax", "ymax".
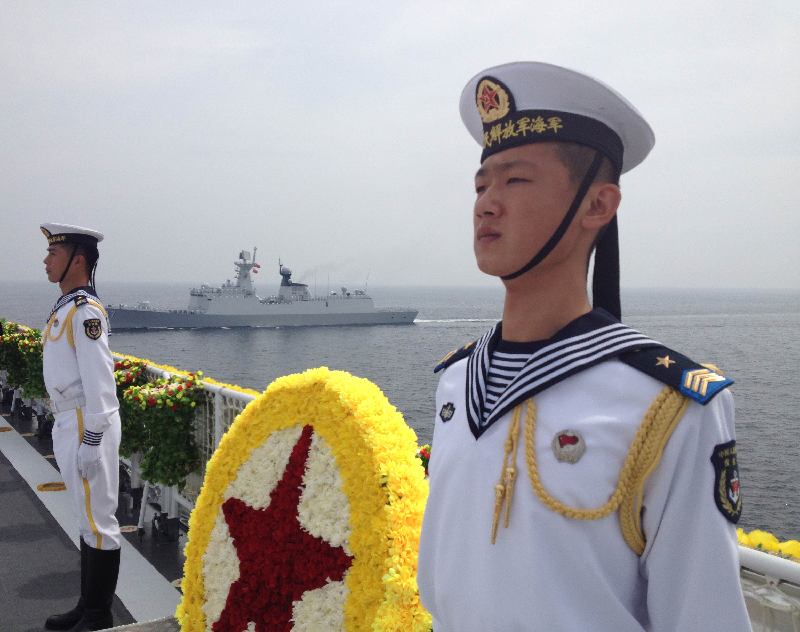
[
  {"xmin": 45, "ymin": 538, "xmax": 88, "ymax": 630},
  {"xmin": 73, "ymin": 546, "xmax": 120, "ymax": 631}
]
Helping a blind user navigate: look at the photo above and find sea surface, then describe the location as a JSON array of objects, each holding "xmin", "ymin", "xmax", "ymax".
[{"xmin": 2, "ymin": 282, "xmax": 799, "ymax": 539}]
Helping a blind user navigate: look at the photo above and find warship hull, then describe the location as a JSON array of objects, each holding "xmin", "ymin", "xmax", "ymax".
[
  {"xmin": 107, "ymin": 306, "xmax": 417, "ymax": 330},
  {"xmin": 106, "ymin": 249, "xmax": 418, "ymax": 330}
]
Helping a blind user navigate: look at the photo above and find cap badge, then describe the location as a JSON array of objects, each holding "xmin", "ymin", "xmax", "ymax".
[
  {"xmin": 439, "ymin": 402, "xmax": 455, "ymax": 423},
  {"xmin": 551, "ymin": 430, "xmax": 585, "ymax": 464},
  {"xmin": 476, "ymin": 78, "xmax": 511, "ymax": 124}
]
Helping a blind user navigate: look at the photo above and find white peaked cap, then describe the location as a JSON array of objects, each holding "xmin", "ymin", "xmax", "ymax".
[
  {"xmin": 40, "ymin": 223, "xmax": 104, "ymax": 245},
  {"xmin": 460, "ymin": 61, "xmax": 654, "ymax": 173}
]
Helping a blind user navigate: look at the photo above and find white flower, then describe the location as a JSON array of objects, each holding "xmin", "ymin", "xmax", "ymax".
[
  {"xmin": 202, "ymin": 513, "xmax": 239, "ymax": 629},
  {"xmin": 298, "ymin": 433, "xmax": 352, "ymax": 553},
  {"xmin": 292, "ymin": 581, "xmax": 349, "ymax": 631}
]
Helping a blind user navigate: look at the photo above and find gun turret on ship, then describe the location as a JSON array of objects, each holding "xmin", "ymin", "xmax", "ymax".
[{"xmin": 107, "ymin": 249, "xmax": 417, "ymax": 329}]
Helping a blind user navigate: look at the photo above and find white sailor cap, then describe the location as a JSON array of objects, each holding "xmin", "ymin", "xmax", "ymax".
[
  {"xmin": 40, "ymin": 223, "xmax": 104, "ymax": 246},
  {"xmin": 460, "ymin": 61, "xmax": 654, "ymax": 173}
]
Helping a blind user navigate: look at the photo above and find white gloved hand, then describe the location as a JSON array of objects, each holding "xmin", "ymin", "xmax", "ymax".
[{"xmin": 77, "ymin": 432, "xmax": 103, "ymax": 479}]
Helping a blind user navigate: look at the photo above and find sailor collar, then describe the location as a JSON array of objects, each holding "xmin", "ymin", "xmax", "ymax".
[
  {"xmin": 464, "ymin": 309, "xmax": 661, "ymax": 439},
  {"xmin": 48, "ymin": 286, "xmax": 98, "ymax": 322}
]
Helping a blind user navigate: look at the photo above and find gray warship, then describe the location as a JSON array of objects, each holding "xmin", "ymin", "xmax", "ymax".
[{"xmin": 107, "ymin": 249, "xmax": 417, "ymax": 329}]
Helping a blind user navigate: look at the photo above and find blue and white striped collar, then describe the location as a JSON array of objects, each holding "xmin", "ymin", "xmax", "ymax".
[
  {"xmin": 466, "ymin": 308, "xmax": 661, "ymax": 439},
  {"xmin": 48, "ymin": 286, "xmax": 98, "ymax": 321}
]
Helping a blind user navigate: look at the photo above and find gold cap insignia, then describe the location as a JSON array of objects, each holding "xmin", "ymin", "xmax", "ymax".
[{"xmin": 476, "ymin": 78, "xmax": 511, "ymax": 124}]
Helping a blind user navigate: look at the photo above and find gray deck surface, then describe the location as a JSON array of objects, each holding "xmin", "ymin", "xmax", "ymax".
[
  {"xmin": 0, "ymin": 448, "xmax": 134, "ymax": 631},
  {"xmin": 105, "ymin": 617, "xmax": 179, "ymax": 631}
]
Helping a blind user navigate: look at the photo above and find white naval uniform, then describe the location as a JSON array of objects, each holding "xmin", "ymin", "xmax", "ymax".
[
  {"xmin": 43, "ymin": 290, "xmax": 122, "ymax": 551},
  {"xmin": 418, "ymin": 356, "xmax": 752, "ymax": 631}
]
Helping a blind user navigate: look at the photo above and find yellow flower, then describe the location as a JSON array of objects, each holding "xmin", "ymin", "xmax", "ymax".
[
  {"xmin": 778, "ymin": 540, "xmax": 800, "ymax": 561},
  {"xmin": 736, "ymin": 528, "xmax": 751, "ymax": 548},
  {"xmin": 113, "ymin": 352, "xmax": 260, "ymax": 397},
  {"xmin": 746, "ymin": 529, "xmax": 781, "ymax": 553},
  {"xmin": 178, "ymin": 367, "xmax": 431, "ymax": 631}
]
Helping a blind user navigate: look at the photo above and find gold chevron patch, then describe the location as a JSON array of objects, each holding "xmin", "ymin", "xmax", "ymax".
[{"xmin": 683, "ymin": 368, "xmax": 726, "ymax": 397}]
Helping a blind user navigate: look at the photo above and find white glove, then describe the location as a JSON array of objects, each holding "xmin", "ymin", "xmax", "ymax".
[{"xmin": 77, "ymin": 431, "xmax": 103, "ymax": 479}]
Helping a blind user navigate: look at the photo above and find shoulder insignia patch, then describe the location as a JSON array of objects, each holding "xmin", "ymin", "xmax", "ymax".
[
  {"xmin": 711, "ymin": 440, "xmax": 742, "ymax": 523},
  {"xmin": 83, "ymin": 318, "xmax": 102, "ymax": 340},
  {"xmin": 439, "ymin": 402, "xmax": 455, "ymax": 422},
  {"xmin": 618, "ymin": 345, "xmax": 733, "ymax": 405},
  {"xmin": 434, "ymin": 341, "xmax": 477, "ymax": 373},
  {"xmin": 74, "ymin": 295, "xmax": 88, "ymax": 307}
]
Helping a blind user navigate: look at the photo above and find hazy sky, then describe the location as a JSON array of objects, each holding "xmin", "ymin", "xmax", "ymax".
[{"xmin": 2, "ymin": 1, "xmax": 798, "ymax": 291}]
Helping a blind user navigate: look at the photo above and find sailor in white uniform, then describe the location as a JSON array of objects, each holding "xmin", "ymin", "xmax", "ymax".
[
  {"xmin": 417, "ymin": 63, "xmax": 751, "ymax": 631},
  {"xmin": 41, "ymin": 223, "xmax": 122, "ymax": 631}
]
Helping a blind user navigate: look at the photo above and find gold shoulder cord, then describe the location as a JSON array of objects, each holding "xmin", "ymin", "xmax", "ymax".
[
  {"xmin": 491, "ymin": 386, "xmax": 689, "ymax": 554},
  {"xmin": 43, "ymin": 305, "xmax": 79, "ymax": 349},
  {"xmin": 85, "ymin": 298, "xmax": 109, "ymax": 320},
  {"xmin": 44, "ymin": 299, "xmax": 109, "ymax": 349}
]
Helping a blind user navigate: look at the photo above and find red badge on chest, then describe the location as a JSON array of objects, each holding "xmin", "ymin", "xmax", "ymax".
[{"xmin": 552, "ymin": 430, "xmax": 585, "ymax": 464}]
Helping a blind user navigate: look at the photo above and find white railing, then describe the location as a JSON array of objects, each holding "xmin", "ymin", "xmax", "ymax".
[
  {"xmin": 117, "ymin": 358, "xmax": 256, "ymax": 527},
  {"xmin": 3, "ymin": 368, "xmax": 799, "ymax": 630},
  {"xmin": 741, "ymin": 548, "xmax": 800, "ymax": 631}
]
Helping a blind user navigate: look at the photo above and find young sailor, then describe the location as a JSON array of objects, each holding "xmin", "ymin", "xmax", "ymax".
[
  {"xmin": 41, "ymin": 223, "xmax": 122, "ymax": 631},
  {"xmin": 417, "ymin": 62, "xmax": 751, "ymax": 631}
]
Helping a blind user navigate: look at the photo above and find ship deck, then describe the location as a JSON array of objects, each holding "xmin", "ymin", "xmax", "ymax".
[
  {"xmin": 0, "ymin": 404, "xmax": 182, "ymax": 631},
  {"xmin": 3, "ymin": 394, "xmax": 799, "ymax": 631}
]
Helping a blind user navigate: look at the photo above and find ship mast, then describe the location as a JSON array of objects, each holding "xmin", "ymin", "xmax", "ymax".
[{"xmin": 233, "ymin": 247, "xmax": 257, "ymax": 295}]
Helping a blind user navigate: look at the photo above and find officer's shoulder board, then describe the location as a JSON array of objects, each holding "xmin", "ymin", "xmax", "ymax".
[
  {"xmin": 72, "ymin": 293, "xmax": 110, "ymax": 333},
  {"xmin": 434, "ymin": 340, "xmax": 477, "ymax": 373},
  {"xmin": 618, "ymin": 345, "xmax": 733, "ymax": 405},
  {"xmin": 73, "ymin": 293, "xmax": 108, "ymax": 316}
]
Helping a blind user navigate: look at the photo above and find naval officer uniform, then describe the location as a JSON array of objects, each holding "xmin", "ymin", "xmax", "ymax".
[
  {"xmin": 417, "ymin": 63, "xmax": 751, "ymax": 631},
  {"xmin": 41, "ymin": 223, "xmax": 122, "ymax": 631}
]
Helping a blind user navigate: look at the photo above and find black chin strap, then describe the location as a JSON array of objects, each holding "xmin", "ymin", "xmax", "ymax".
[
  {"xmin": 58, "ymin": 244, "xmax": 78, "ymax": 285},
  {"xmin": 502, "ymin": 151, "xmax": 604, "ymax": 281},
  {"xmin": 90, "ymin": 257, "xmax": 98, "ymax": 293},
  {"xmin": 592, "ymin": 215, "xmax": 621, "ymax": 320}
]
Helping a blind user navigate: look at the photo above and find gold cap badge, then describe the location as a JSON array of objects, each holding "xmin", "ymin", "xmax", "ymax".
[{"xmin": 476, "ymin": 78, "xmax": 511, "ymax": 123}]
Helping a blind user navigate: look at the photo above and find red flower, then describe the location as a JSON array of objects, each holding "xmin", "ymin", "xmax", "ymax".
[{"xmin": 215, "ymin": 426, "xmax": 352, "ymax": 632}]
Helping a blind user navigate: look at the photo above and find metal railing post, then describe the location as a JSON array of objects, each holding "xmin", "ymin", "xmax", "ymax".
[
  {"xmin": 137, "ymin": 481, "xmax": 150, "ymax": 531},
  {"xmin": 129, "ymin": 452, "xmax": 142, "ymax": 489},
  {"xmin": 166, "ymin": 485, "xmax": 178, "ymax": 520},
  {"xmin": 214, "ymin": 391, "xmax": 225, "ymax": 450}
]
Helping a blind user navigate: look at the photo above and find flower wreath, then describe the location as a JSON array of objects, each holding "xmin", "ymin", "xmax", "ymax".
[{"xmin": 178, "ymin": 367, "xmax": 431, "ymax": 631}]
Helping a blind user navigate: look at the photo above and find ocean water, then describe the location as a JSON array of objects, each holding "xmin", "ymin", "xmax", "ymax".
[{"xmin": 2, "ymin": 282, "xmax": 799, "ymax": 539}]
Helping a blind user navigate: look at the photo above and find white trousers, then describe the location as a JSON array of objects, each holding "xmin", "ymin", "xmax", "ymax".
[{"xmin": 52, "ymin": 407, "xmax": 122, "ymax": 550}]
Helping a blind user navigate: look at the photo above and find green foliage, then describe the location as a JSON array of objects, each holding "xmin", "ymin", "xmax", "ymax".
[
  {"xmin": 0, "ymin": 320, "xmax": 46, "ymax": 398},
  {"xmin": 114, "ymin": 359, "xmax": 150, "ymax": 457},
  {"xmin": 2, "ymin": 319, "xmax": 207, "ymax": 491},
  {"xmin": 121, "ymin": 372, "xmax": 205, "ymax": 489}
]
